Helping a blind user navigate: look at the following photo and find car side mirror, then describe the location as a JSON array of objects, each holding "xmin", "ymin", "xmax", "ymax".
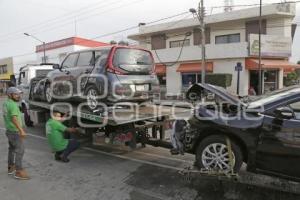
[
  {"xmin": 52, "ymin": 64, "xmax": 60, "ymax": 69},
  {"xmin": 274, "ymin": 107, "xmax": 294, "ymax": 119}
]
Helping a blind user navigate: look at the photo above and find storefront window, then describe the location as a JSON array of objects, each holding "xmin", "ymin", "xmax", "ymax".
[
  {"xmin": 182, "ymin": 73, "xmax": 196, "ymax": 87},
  {"xmin": 264, "ymin": 70, "xmax": 278, "ymax": 93},
  {"xmin": 249, "ymin": 70, "xmax": 279, "ymax": 95}
]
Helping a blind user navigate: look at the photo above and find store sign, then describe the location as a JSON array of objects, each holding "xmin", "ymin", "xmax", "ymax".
[
  {"xmin": 249, "ymin": 34, "xmax": 291, "ymax": 57},
  {"xmin": 36, "ymin": 38, "xmax": 74, "ymax": 52}
]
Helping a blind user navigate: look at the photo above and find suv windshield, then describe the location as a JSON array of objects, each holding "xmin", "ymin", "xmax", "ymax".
[{"xmin": 113, "ymin": 48, "xmax": 153, "ymax": 75}]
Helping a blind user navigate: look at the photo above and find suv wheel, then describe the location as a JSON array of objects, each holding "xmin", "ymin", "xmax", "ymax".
[
  {"xmin": 45, "ymin": 84, "xmax": 54, "ymax": 103},
  {"xmin": 195, "ymin": 135, "xmax": 243, "ymax": 173},
  {"xmin": 85, "ymin": 86, "xmax": 100, "ymax": 110}
]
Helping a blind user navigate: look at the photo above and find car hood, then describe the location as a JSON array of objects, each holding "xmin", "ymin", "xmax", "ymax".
[{"xmin": 186, "ymin": 83, "xmax": 246, "ymax": 107}]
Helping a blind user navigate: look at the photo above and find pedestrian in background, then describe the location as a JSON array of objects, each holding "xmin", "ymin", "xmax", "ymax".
[
  {"xmin": 3, "ymin": 87, "xmax": 30, "ymax": 180},
  {"xmin": 248, "ymin": 86, "xmax": 257, "ymax": 96}
]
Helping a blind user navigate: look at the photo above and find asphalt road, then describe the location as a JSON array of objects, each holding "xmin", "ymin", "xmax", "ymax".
[{"xmin": 0, "ymin": 97, "xmax": 300, "ymax": 200}]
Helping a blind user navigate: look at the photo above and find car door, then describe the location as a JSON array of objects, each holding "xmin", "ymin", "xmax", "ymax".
[
  {"xmin": 68, "ymin": 51, "xmax": 94, "ymax": 96},
  {"xmin": 51, "ymin": 53, "xmax": 78, "ymax": 98},
  {"xmin": 256, "ymin": 103, "xmax": 300, "ymax": 178}
]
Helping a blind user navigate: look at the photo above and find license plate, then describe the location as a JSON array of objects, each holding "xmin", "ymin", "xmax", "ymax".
[{"xmin": 136, "ymin": 84, "xmax": 149, "ymax": 91}]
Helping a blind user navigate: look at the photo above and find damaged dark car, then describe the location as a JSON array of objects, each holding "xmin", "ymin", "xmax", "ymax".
[{"xmin": 182, "ymin": 83, "xmax": 300, "ymax": 181}]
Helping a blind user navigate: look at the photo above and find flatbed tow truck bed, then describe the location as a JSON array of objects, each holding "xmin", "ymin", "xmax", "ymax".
[
  {"xmin": 28, "ymin": 100, "xmax": 192, "ymax": 126},
  {"xmin": 29, "ymin": 100, "xmax": 192, "ymax": 148}
]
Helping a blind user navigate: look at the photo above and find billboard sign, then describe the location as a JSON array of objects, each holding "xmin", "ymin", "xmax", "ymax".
[{"xmin": 249, "ymin": 34, "xmax": 291, "ymax": 57}]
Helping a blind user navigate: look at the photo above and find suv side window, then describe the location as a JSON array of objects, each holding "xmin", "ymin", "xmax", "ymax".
[
  {"xmin": 95, "ymin": 50, "xmax": 109, "ymax": 67},
  {"xmin": 77, "ymin": 51, "xmax": 94, "ymax": 66},
  {"xmin": 62, "ymin": 53, "xmax": 78, "ymax": 68}
]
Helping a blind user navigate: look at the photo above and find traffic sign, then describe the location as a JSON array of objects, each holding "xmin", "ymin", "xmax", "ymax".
[{"xmin": 235, "ymin": 62, "xmax": 243, "ymax": 71}]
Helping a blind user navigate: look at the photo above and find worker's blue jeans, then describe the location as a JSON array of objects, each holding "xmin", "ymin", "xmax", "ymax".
[
  {"xmin": 57, "ymin": 139, "xmax": 80, "ymax": 159},
  {"xmin": 6, "ymin": 131, "xmax": 25, "ymax": 170}
]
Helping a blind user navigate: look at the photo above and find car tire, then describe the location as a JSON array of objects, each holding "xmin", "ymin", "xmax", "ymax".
[
  {"xmin": 45, "ymin": 83, "xmax": 54, "ymax": 103},
  {"xmin": 195, "ymin": 135, "xmax": 243, "ymax": 173},
  {"xmin": 85, "ymin": 85, "xmax": 101, "ymax": 111}
]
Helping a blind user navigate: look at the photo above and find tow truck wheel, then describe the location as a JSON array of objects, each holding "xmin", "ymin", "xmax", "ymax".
[
  {"xmin": 195, "ymin": 135, "xmax": 243, "ymax": 173},
  {"xmin": 22, "ymin": 104, "xmax": 34, "ymax": 127},
  {"xmin": 45, "ymin": 84, "xmax": 54, "ymax": 103}
]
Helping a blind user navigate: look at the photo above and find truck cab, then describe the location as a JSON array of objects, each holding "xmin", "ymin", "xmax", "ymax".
[
  {"xmin": 17, "ymin": 64, "xmax": 54, "ymax": 126},
  {"xmin": 18, "ymin": 64, "xmax": 54, "ymax": 102}
]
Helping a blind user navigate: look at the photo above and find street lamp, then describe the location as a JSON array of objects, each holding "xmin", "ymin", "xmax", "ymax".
[
  {"xmin": 190, "ymin": 0, "xmax": 206, "ymax": 84},
  {"xmin": 24, "ymin": 33, "xmax": 46, "ymax": 63}
]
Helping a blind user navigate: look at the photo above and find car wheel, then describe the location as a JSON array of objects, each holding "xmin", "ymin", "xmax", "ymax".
[
  {"xmin": 45, "ymin": 84, "xmax": 54, "ymax": 103},
  {"xmin": 85, "ymin": 85, "xmax": 100, "ymax": 110},
  {"xmin": 195, "ymin": 135, "xmax": 243, "ymax": 173}
]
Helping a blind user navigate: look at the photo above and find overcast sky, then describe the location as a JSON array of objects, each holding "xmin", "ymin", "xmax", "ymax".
[{"xmin": 0, "ymin": 0, "xmax": 298, "ymax": 64}]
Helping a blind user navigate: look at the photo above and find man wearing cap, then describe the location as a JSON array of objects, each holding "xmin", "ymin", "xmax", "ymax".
[{"xmin": 3, "ymin": 87, "xmax": 29, "ymax": 180}]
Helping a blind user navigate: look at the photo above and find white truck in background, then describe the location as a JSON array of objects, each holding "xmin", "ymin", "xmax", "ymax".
[{"xmin": 16, "ymin": 64, "xmax": 54, "ymax": 126}]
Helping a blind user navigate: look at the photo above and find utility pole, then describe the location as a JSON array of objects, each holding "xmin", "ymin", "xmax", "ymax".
[
  {"xmin": 258, "ymin": 0, "xmax": 262, "ymax": 94},
  {"xmin": 199, "ymin": 0, "xmax": 206, "ymax": 84},
  {"xmin": 190, "ymin": 0, "xmax": 206, "ymax": 83}
]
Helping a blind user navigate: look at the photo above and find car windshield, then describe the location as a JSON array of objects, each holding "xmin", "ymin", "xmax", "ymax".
[
  {"xmin": 247, "ymin": 86, "xmax": 300, "ymax": 109},
  {"xmin": 113, "ymin": 48, "xmax": 153, "ymax": 74}
]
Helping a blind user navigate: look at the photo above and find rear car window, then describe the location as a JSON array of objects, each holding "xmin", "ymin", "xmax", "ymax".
[{"xmin": 113, "ymin": 48, "xmax": 153, "ymax": 75}]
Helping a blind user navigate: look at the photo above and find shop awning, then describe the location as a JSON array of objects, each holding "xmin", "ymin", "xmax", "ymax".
[
  {"xmin": 155, "ymin": 64, "xmax": 166, "ymax": 75},
  {"xmin": 245, "ymin": 58, "xmax": 300, "ymax": 72},
  {"xmin": 176, "ymin": 62, "xmax": 213, "ymax": 73}
]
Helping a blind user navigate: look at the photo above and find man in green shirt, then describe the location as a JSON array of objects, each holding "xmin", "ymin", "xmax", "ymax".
[
  {"xmin": 3, "ymin": 87, "xmax": 29, "ymax": 180},
  {"xmin": 46, "ymin": 111, "xmax": 79, "ymax": 162}
]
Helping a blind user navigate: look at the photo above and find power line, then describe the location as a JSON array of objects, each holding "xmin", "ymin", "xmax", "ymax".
[
  {"xmin": 208, "ymin": 0, "xmax": 300, "ymax": 9},
  {"xmin": 151, "ymin": 13, "xmax": 194, "ymax": 67},
  {"xmin": 7, "ymin": 11, "xmax": 191, "ymax": 59},
  {"xmin": 0, "ymin": 0, "xmax": 145, "ymax": 43},
  {"xmin": 91, "ymin": 12, "xmax": 191, "ymax": 40},
  {"xmin": 29, "ymin": 0, "xmax": 145, "ymax": 37},
  {"xmin": 0, "ymin": 0, "xmax": 141, "ymax": 43},
  {"xmin": 0, "ymin": 0, "xmax": 121, "ymax": 40}
]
